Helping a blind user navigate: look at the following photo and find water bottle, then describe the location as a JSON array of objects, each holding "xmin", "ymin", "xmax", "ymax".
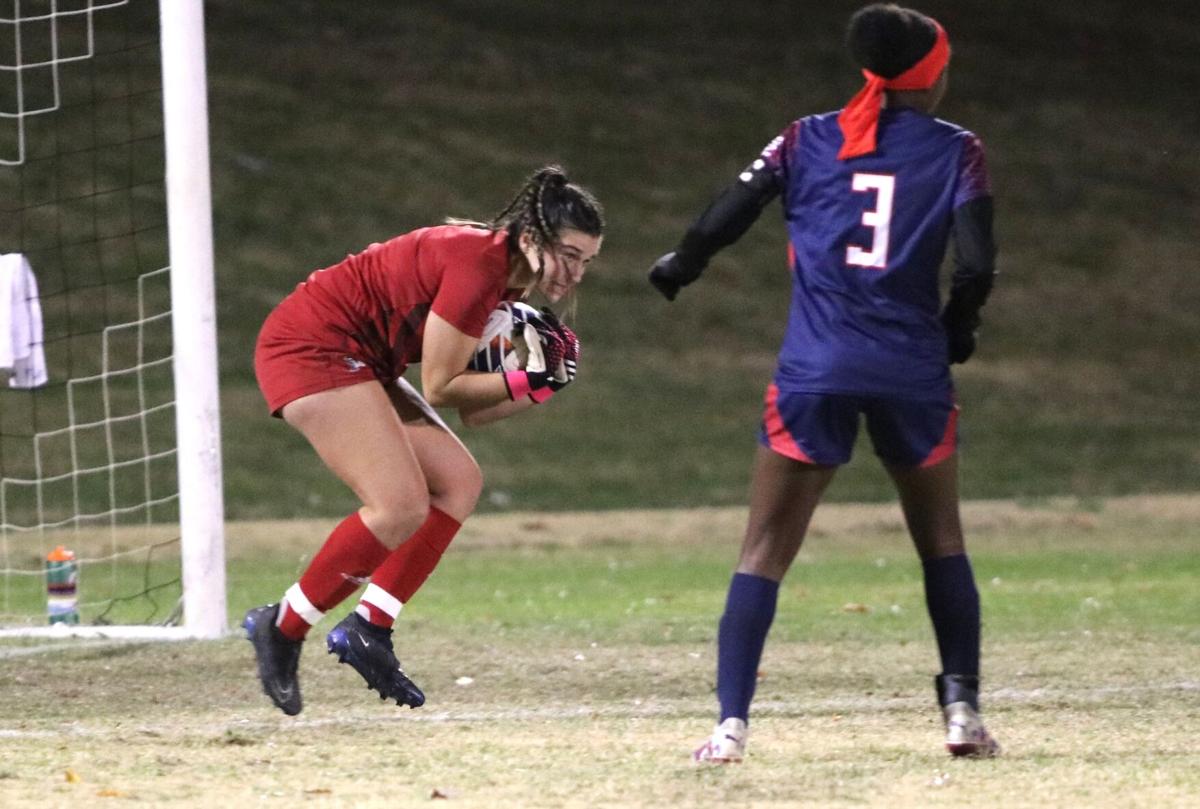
[{"xmin": 46, "ymin": 545, "xmax": 80, "ymax": 625}]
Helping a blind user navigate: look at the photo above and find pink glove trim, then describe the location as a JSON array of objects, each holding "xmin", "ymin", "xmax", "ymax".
[
  {"xmin": 504, "ymin": 370, "xmax": 532, "ymax": 401},
  {"xmin": 529, "ymin": 386, "xmax": 555, "ymax": 403}
]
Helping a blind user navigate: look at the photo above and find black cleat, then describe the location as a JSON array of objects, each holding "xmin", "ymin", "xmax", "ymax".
[
  {"xmin": 243, "ymin": 604, "xmax": 303, "ymax": 716},
  {"xmin": 326, "ymin": 612, "xmax": 425, "ymax": 708}
]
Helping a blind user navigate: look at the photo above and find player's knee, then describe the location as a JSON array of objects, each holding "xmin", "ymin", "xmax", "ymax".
[
  {"xmin": 364, "ymin": 493, "xmax": 431, "ymax": 548},
  {"xmin": 435, "ymin": 456, "xmax": 483, "ymax": 522}
]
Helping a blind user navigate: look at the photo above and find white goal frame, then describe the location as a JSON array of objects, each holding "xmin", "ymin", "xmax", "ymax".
[{"xmin": 0, "ymin": 0, "xmax": 226, "ymax": 641}]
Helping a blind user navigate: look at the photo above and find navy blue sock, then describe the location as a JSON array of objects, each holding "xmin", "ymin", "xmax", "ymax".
[
  {"xmin": 716, "ymin": 572, "xmax": 779, "ymax": 722},
  {"xmin": 922, "ymin": 553, "xmax": 980, "ymax": 677}
]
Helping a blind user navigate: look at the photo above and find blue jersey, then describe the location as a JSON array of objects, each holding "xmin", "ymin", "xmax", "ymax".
[{"xmin": 759, "ymin": 108, "xmax": 991, "ymax": 397}]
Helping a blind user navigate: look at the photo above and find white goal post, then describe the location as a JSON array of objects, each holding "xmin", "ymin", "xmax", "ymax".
[
  {"xmin": 159, "ymin": 0, "xmax": 225, "ymax": 640},
  {"xmin": 0, "ymin": 0, "xmax": 225, "ymax": 640}
]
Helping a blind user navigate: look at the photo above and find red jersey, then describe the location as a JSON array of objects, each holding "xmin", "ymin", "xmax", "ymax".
[{"xmin": 254, "ymin": 225, "xmax": 519, "ymax": 414}]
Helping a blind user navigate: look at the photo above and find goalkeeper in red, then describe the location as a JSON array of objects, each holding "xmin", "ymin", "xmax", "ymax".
[
  {"xmin": 650, "ymin": 4, "xmax": 999, "ymax": 761},
  {"xmin": 244, "ymin": 166, "xmax": 603, "ymax": 715}
]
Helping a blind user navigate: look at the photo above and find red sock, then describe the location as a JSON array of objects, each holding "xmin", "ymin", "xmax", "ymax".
[
  {"xmin": 356, "ymin": 507, "xmax": 461, "ymax": 629},
  {"xmin": 276, "ymin": 511, "xmax": 390, "ymax": 640}
]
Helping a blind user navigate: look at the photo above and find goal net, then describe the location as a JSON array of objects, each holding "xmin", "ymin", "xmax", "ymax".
[{"xmin": 0, "ymin": 0, "xmax": 224, "ymax": 639}]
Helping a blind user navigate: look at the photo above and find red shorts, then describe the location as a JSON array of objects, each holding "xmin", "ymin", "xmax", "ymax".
[{"xmin": 254, "ymin": 300, "xmax": 395, "ymax": 416}]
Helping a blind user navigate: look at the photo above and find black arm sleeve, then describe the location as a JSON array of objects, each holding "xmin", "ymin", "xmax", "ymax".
[
  {"xmin": 942, "ymin": 196, "xmax": 997, "ymax": 331},
  {"xmin": 673, "ymin": 165, "xmax": 782, "ymax": 277}
]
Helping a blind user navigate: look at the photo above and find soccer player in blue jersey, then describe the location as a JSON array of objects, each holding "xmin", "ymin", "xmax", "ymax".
[{"xmin": 649, "ymin": 3, "xmax": 999, "ymax": 762}]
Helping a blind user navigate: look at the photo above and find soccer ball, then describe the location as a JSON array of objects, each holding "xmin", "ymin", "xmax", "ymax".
[{"xmin": 467, "ymin": 302, "xmax": 540, "ymax": 372}]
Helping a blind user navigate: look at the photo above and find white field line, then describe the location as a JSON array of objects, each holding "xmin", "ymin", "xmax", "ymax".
[
  {"xmin": 0, "ymin": 638, "xmax": 154, "ymax": 659},
  {"xmin": 0, "ymin": 682, "xmax": 1197, "ymax": 741}
]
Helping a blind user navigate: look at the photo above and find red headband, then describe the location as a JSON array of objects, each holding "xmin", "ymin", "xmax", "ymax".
[{"xmin": 837, "ymin": 21, "xmax": 950, "ymax": 160}]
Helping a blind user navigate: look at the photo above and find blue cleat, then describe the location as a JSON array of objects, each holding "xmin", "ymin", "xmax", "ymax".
[
  {"xmin": 243, "ymin": 604, "xmax": 303, "ymax": 716},
  {"xmin": 326, "ymin": 612, "xmax": 425, "ymax": 708}
]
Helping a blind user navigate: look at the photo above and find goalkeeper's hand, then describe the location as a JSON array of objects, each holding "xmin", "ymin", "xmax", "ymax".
[
  {"xmin": 648, "ymin": 252, "xmax": 703, "ymax": 301},
  {"xmin": 532, "ymin": 308, "xmax": 579, "ymax": 384},
  {"xmin": 503, "ymin": 311, "xmax": 580, "ymax": 403}
]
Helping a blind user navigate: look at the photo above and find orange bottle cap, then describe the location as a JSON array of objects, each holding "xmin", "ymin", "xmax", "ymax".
[{"xmin": 47, "ymin": 545, "xmax": 76, "ymax": 562}]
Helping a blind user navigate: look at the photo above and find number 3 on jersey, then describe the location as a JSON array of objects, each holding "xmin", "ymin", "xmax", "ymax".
[{"xmin": 846, "ymin": 172, "xmax": 895, "ymax": 269}]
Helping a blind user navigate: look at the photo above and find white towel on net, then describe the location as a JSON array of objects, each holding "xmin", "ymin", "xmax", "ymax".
[{"xmin": 0, "ymin": 252, "xmax": 49, "ymax": 389}]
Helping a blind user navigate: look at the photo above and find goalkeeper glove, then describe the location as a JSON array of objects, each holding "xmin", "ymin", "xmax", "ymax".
[
  {"xmin": 503, "ymin": 368, "xmax": 568, "ymax": 402},
  {"xmin": 531, "ymin": 308, "xmax": 580, "ymax": 384},
  {"xmin": 503, "ymin": 312, "xmax": 580, "ymax": 403},
  {"xmin": 648, "ymin": 252, "xmax": 704, "ymax": 301}
]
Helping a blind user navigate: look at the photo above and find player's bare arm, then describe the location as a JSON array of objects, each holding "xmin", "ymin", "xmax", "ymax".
[{"xmin": 420, "ymin": 311, "xmax": 516, "ymax": 409}]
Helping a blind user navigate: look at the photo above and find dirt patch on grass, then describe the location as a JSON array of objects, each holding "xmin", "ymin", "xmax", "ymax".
[
  {"xmin": 16, "ymin": 494, "xmax": 1196, "ymax": 564},
  {"xmin": 225, "ymin": 493, "xmax": 1200, "ymax": 558}
]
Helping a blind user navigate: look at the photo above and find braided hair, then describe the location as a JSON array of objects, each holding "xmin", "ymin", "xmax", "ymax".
[{"xmin": 490, "ymin": 165, "xmax": 605, "ymax": 277}]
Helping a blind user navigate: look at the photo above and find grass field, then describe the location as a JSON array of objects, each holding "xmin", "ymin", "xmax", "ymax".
[
  {"xmin": 1, "ymin": 4, "xmax": 1198, "ymax": 805},
  {"xmin": 1, "ymin": 495, "xmax": 1196, "ymax": 808},
  {"xmin": 199, "ymin": 0, "xmax": 1200, "ymax": 516}
]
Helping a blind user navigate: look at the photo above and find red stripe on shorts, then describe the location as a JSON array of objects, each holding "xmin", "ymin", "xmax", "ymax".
[
  {"xmin": 919, "ymin": 400, "xmax": 959, "ymax": 468},
  {"xmin": 763, "ymin": 383, "xmax": 815, "ymax": 463}
]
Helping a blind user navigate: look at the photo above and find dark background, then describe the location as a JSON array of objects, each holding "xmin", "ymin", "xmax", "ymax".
[
  {"xmin": 7, "ymin": 0, "xmax": 1191, "ymax": 521},
  {"xmin": 200, "ymin": 0, "xmax": 1200, "ymax": 518}
]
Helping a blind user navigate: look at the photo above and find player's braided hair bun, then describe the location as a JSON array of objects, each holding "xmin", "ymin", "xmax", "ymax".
[
  {"xmin": 847, "ymin": 3, "xmax": 938, "ymax": 79},
  {"xmin": 493, "ymin": 165, "xmax": 605, "ymax": 250}
]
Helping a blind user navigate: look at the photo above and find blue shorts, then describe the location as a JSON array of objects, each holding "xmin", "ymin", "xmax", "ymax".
[{"xmin": 759, "ymin": 384, "xmax": 958, "ymax": 468}]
